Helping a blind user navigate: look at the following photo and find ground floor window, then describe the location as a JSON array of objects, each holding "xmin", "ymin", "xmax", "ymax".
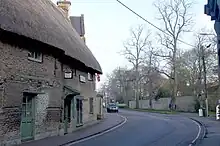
[{"xmin": 89, "ymin": 98, "xmax": 94, "ymax": 114}]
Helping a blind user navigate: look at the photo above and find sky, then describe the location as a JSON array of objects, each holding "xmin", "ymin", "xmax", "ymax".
[{"xmin": 52, "ymin": 0, "xmax": 214, "ymax": 89}]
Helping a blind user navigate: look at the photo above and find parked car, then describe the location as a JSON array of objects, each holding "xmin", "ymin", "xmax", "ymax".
[{"xmin": 107, "ymin": 103, "xmax": 119, "ymax": 113}]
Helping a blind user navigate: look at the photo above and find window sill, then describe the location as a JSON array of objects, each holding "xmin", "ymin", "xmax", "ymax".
[
  {"xmin": 28, "ymin": 57, "xmax": 42, "ymax": 63},
  {"xmin": 89, "ymin": 112, "xmax": 94, "ymax": 114},
  {"xmin": 76, "ymin": 123, "xmax": 83, "ymax": 127}
]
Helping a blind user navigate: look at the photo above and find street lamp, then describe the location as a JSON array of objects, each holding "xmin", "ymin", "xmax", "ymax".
[{"xmin": 199, "ymin": 33, "xmax": 220, "ymax": 85}]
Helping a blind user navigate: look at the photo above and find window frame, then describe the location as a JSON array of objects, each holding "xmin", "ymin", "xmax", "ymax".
[
  {"xmin": 28, "ymin": 51, "xmax": 43, "ymax": 63},
  {"xmin": 88, "ymin": 73, "xmax": 93, "ymax": 81},
  {"xmin": 64, "ymin": 71, "xmax": 73, "ymax": 79}
]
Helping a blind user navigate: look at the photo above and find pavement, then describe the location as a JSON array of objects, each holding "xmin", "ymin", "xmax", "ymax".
[
  {"xmin": 180, "ymin": 112, "xmax": 220, "ymax": 146},
  {"xmin": 19, "ymin": 113, "xmax": 125, "ymax": 146},
  {"xmin": 67, "ymin": 110, "xmax": 200, "ymax": 146}
]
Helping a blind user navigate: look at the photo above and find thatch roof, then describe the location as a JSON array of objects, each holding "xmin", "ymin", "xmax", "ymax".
[{"xmin": 0, "ymin": 0, "xmax": 102, "ymax": 73}]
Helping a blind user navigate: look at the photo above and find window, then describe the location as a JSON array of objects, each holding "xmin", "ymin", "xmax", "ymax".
[
  {"xmin": 88, "ymin": 73, "xmax": 93, "ymax": 81},
  {"xmin": 79, "ymin": 75, "xmax": 86, "ymax": 83},
  {"xmin": 28, "ymin": 51, "xmax": 42, "ymax": 62},
  {"xmin": 89, "ymin": 98, "xmax": 94, "ymax": 114},
  {"xmin": 64, "ymin": 71, "xmax": 73, "ymax": 79}
]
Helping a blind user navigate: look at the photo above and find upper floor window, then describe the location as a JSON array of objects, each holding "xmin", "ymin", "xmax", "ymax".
[
  {"xmin": 88, "ymin": 73, "xmax": 93, "ymax": 81},
  {"xmin": 64, "ymin": 71, "xmax": 73, "ymax": 79},
  {"xmin": 28, "ymin": 51, "xmax": 42, "ymax": 63}
]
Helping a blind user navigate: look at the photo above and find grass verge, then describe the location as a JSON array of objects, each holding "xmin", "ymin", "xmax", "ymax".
[{"xmin": 124, "ymin": 108, "xmax": 178, "ymax": 114}]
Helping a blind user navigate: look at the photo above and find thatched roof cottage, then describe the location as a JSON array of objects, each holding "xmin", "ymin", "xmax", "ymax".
[{"xmin": 0, "ymin": 0, "xmax": 102, "ymax": 145}]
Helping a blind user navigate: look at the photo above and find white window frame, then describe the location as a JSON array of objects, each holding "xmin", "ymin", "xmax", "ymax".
[
  {"xmin": 79, "ymin": 75, "xmax": 86, "ymax": 83},
  {"xmin": 28, "ymin": 51, "xmax": 43, "ymax": 62},
  {"xmin": 64, "ymin": 71, "xmax": 73, "ymax": 79},
  {"xmin": 88, "ymin": 73, "xmax": 93, "ymax": 81}
]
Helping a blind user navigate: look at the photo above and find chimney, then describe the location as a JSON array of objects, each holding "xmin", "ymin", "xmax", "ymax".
[
  {"xmin": 57, "ymin": 0, "xmax": 71, "ymax": 17},
  {"xmin": 80, "ymin": 14, "xmax": 86, "ymax": 43},
  {"xmin": 69, "ymin": 14, "xmax": 86, "ymax": 43}
]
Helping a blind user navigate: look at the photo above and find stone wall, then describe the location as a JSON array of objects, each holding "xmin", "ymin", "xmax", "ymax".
[
  {"xmin": 0, "ymin": 40, "xmax": 100, "ymax": 145},
  {"xmin": 63, "ymin": 64, "xmax": 97, "ymax": 127},
  {"xmin": 129, "ymin": 96, "xmax": 196, "ymax": 112},
  {"xmin": 0, "ymin": 41, "xmax": 63, "ymax": 145}
]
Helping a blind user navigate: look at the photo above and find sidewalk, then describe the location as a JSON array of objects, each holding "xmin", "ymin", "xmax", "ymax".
[
  {"xmin": 181, "ymin": 113, "xmax": 220, "ymax": 146},
  {"xmin": 19, "ymin": 113, "xmax": 124, "ymax": 146}
]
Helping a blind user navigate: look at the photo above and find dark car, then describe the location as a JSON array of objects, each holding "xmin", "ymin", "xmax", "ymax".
[{"xmin": 107, "ymin": 103, "xmax": 119, "ymax": 113}]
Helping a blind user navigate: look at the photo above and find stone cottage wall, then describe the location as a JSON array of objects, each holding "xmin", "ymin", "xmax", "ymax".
[
  {"xmin": 0, "ymin": 41, "xmax": 63, "ymax": 145},
  {"xmin": 63, "ymin": 65, "xmax": 97, "ymax": 127},
  {"xmin": 78, "ymin": 71, "xmax": 97, "ymax": 125}
]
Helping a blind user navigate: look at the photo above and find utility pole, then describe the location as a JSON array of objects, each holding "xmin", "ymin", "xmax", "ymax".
[
  {"xmin": 196, "ymin": 39, "xmax": 203, "ymax": 109},
  {"xmin": 200, "ymin": 33, "xmax": 219, "ymax": 84},
  {"xmin": 201, "ymin": 45, "xmax": 209, "ymax": 117},
  {"xmin": 135, "ymin": 64, "xmax": 139, "ymax": 109}
]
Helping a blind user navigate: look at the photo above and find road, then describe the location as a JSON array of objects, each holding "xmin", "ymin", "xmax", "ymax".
[{"xmin": 69, "ymin": 110, "xmax": 200, "ymax": 146}]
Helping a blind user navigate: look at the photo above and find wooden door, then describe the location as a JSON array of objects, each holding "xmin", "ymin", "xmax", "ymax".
[
  {"xmin": 64, "ymin": 97, "xmax": 71, "ymax": 134},
  {"xmin": 21, "ymin": 95, "xmax": 34, "ymax": 141}
]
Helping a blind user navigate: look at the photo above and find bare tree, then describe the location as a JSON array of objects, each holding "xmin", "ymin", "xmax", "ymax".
[
  {"xmin": 122, "ymin": 25, "xmax": 151, "ymax": 108},
  {"xmin": 195, "ymin": 34, "xmax": 217, "ymax": 113},
  {"xmin": 154, "ymin": 0, "xmax": 194, "ymax": 109},
  {"xmin": 144, "ymin": 43, "xmax": 160, "ymax": 108},
  {"xmin": 176, "ymin": 32, "xmax": 217, "ymax": 110}
]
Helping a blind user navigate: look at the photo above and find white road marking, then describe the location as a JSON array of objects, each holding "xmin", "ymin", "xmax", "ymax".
[
  {"xmin": 189, "ymin": 120, "xmax": 202, "ymax": 146},
  {"xmin": 64, "ymin": 114, "xmax": 127, "ymax": 146}
]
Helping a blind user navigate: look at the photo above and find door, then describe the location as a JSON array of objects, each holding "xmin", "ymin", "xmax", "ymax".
[
  {"xmin": 21, "ymin": 94, "xmax": 35, "ymax": 141},
  {"xmin": 79, "ymin": 100, "xmax": 83, "ymax": 124},
  {"xmin": 64, "ymin": 97, "xmax": 71, "ymax": 134},
  {"xmin": 76, "ymin": 99, "xmax": 83, "ymax": 126},
  {"xmin": 64, "ymin": 104, "xmax": 68, "ymax": 134}
]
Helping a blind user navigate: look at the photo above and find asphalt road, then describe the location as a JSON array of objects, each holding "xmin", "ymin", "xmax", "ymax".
[{"xmin": 70, "ymin": 110, "xmax": 200, "ymax": 146}]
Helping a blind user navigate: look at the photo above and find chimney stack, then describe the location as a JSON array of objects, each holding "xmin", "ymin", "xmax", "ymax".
[
  {"xmin": 69, "ymin": 14, "xmax": 86, "ymax": 43},
  {"xmin": 57, "ymin": 0, "xmax": 71, "ymax": 17}
]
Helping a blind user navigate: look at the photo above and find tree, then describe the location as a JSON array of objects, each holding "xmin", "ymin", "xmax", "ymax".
[
  {"xmin": 99, "ymin": 65, "xmax": 165, "ymax": 107},
  {"xmin": 154, "ymin": 0, "xmax": 194, "ymax": 109},
  {"xmin": 194, "ymin": 33, "xmax": 217, "ymax": 110},
  {"xmin": 122, "ymin": 25, "xmax": 151, "ymax": 108},
  {"xmin": 155, "ymin": 87, "xmax": 171, "ymax": 100},
  {"xmin": 175, "ymin": 31, "xmax": 217, "ymax": 109},
  {"xmin": 144, "ymin": 43, "xmax": 160, "ymax": 108},
  {"xmin": 99, "ymin": 67, "xmax": 136, "ymax": 105}
]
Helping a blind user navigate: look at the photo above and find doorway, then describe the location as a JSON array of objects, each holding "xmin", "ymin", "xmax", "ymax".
[
  {"xmin": 21, "ymin": 93, "xmax": 36, "ymax": 141},
  {"xmin": 64, "ymin": 95, "xmax": 72, "ymax": 134},
  {"xmin": 76, "ymin": 99, "xmax": 83, "ymax": 126}
]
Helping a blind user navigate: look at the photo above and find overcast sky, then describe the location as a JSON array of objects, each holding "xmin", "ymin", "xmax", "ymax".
[{"xmin": 52, "ymin": 0, "xmax": 214, "ymax": 89}]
